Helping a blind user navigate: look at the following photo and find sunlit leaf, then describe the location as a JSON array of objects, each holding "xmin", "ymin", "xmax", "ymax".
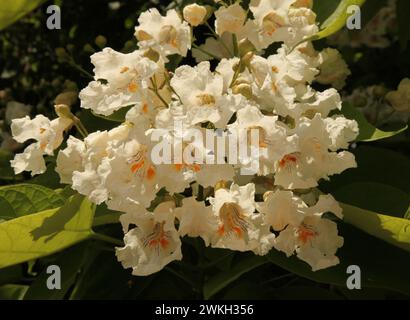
[
  {"xmin": 0, "ymin": 194, "xmax": 96, "ymax": 269},
  {"xmin": 0, "ymin": 0, "xmax": 46, "ymax": 30}
]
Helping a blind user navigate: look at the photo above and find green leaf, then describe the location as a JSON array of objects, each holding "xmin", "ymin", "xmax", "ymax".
[
  {"xmin": 93, "ymin": 203, "xmax": 121, "ymax": 227},
  {"xmin": 0, "ymin": 284, "xmax": 28, "ymax": 300},
  {"xmin": 0, "ymin": 0, "xmax": 46, "ymax": 30},
  {"xmin": 333, "ymin": 182, "xmax": 409, "ymax": 218},
  {"xmin": 267, "ymin": 222, "xmax": 410, "ymax": 295},
  {"xmin": 0, "ymin": 194, "xmax": 96, "ymax": 269},
  {"xmin": 24, "ymin": 243, "xmax": 90, "ymax": 300},
  {"xmin": 315, "ymin": 0, "xmax": 366, "ymax": 40},
  {"xmin": 0, "ymin": 150, "xmax": 18, "ymax": 181},
  {"xmin": 203, "ymin": 254, "xmax": 267, "ymax": 299},
  {"xmin": 397, "ymin": 0, "xmax": 410, "ymax": 49},
  {"xmin": 340, "ymin": 203, "xmax": 410, "ymax": 252},
  {"xmin": 0, "ymin": 184, "xmax": 65, "ymax": 221},
  {"xmin": 320, "ymin": 145, "xmax": 410, "ymax": 194},
  {"xmin": 341, "ymin": 102, "xmax": 407, "ymax": 141}
]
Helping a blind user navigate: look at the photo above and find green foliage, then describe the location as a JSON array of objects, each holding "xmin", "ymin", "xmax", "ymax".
[
  {"xmin": 0, "ymin": 194, "xmax": 95, "ymax": 269},
  {"xmin": 0, "ymin": 184, "xmax": 65, "ymax": 220},
  {"xmin": 341, "ymin": 102, "xmax": 407, "ymax": 141},
  {"xmin": 310, "ymin": 0, "xmax": 366, "ymax": 41},
  {"xmin": 0, "ymin": 0, "xmax": 46, "ymax": 30}
]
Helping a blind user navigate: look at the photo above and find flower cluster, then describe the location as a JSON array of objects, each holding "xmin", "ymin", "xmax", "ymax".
[{"xmin": 10, "ymin": 0, "xmax": 359, "ymax": 275}]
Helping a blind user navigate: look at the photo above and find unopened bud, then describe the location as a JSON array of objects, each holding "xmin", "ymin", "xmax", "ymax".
[
  {"xmin": 232, "ymin": 83, "xmax": 253, "ymax": 99},
  {"xmin": 238, "ymin": 38, "xmax": 256, "ymax": 57},
  {"xmin": 183, "ymin": 4, "xmax": 208, "ymax": 26},
  {"xmin": 54, "ymin": 104, "xmax": 74, "ymax": 120},
  {"xmin": 55, "ymin": 91, "xmax": 78, "ymax": 107}
]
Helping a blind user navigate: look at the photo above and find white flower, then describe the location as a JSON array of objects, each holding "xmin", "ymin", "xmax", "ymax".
[
  {"xmin": 10, "ymin": 115, "xmax": 72, "ymax": 175},
  {"xmin": 135, "ymin": 8, "xmax": 191, "ymax": 58},
  {"xmin": 170, "ymin": 61, "xmax": 245, "ymax": 127},
  {"xmin": 324, "ymin": 116, "xmax": 359, "ymax": 151},
  {"xmin": 257, "ymin": 190, "xmax": 305, "ymax": 231},
  {"xmin": 209, "ymin": 183, "xmax": 275, "ymax": 255},
  {"xmin": 175, "ymin": 197, "xmax": 218, "ymax": 245},
  {"xmin": 71, "ymin": 125, "xmax": 132, "ymax": 204},
  {"xmin": 274, "ymin": 114, "xmax": 357, "ymax": 189},
  {"xmin": 317, "ymin": 48, "xmax": 351, "ymax": 89},
  {"xmin": 228, "ymin": 105, "xmax": 299, "ymax": 175},
  {"xmin": 56, "ymin": 136, "xmax": 86, "ymax": 184},
  {"xmin": 273, "ymin": 193, "xmax": 344, "ymax": 271},
  {"xmin": 215, "ymin": 3, "xmax": 247, "ymax": 36},
  {"xmin": 183, "ymin": 4, "xmax": 208, "ymax": 26},
  {"xmin": 10, "ymin": 143, "xmax": 47, "ymax": 176},
  {"xmin": 79, "ymin": 48, "xmax": 158, "ymax": 116},
  {"xmin": 151, "ymin": 107, "xmax": 235, "ymax": 192},
  {"xmin": 116, "ymin": 202, "xmax": 182, "ymax": 276}
]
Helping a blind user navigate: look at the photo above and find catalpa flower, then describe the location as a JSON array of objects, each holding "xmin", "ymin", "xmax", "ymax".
[
  {"xmin": 135, "ymin": 8, "xmax": 191, "ymax": 58},
  {"xmin": 209, "ymin": 183, "xmax": 275, "ymax": 255},
  {"xmin": 79, "ymin": 48, "xmax": 158, "ymax": 116},
  {"xmin": 263, "ymin": 191, "xmax": 344, "ymax": 271},
  {"xmin": 117, "ymin": 201, "xmax": 182, "ymax": 276},
  {"xmin": 11, "ymin": 114, "xmax": 73, "ymax": 175}
]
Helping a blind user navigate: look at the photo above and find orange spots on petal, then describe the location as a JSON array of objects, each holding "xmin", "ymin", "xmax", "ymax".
[
  {"xmin": 271, "ymin": 66, "xmax": 279, "ymax": 73},
  {"xmin": 142, "ymin": 103, "xmax": 149, "ymax": 113},
  {"xmin": 146, "ymin": 165, "xmax": 156, "ymax": 180},
  {"xmin": 159, "ymin": 237, "xmax": 169, "ymax": 249},
  {"xmin": 128, "ymin": 82, "xmax": 138, "ymax": 93},
  {"xmin": 131, "ymin": 159, "xmax": 145, "ymax": 173},
  {"xmin": 298, "ymin": 226, "xmax": 317, "ymax": 244},
  {"xmin": 279, "ymin": 154, "xmax": 298, "ymax": 168},
  {"xmin": 120, "ymin": 66, "xmax": 130, "ymax": 74}
]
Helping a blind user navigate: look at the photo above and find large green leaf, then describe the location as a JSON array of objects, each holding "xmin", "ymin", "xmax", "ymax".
[
  {"xmin": 341, "ymin": 102, "xmax": 407, "ymax": 141},
  {"xmin": 0, "ymin": 194, "xmax": 96, "ymax": 269},
  {"xmin": 333, "ymin": 182, "xmax": 409, "ymax": 218},
  {"xmin": 203, "ymin": 254, "xmax": 267, "ymax": 299},
  {"xmin": 267, "ymin": 222, "xmax": 410, "ymax": 295},
  {"xmin": 0, "ymin": 184, "xmax": 65, "ymax": 221},
  {"xmin": 320, "ymin": 146, "xmax": 410, "ymax": 194},
  {"xmin": 0, "ymin": 0, "xmax": 46, "ymax": 30},
  {"xmin": 340, "ymin": 203, "xmax": 410, "ymax": 252}
]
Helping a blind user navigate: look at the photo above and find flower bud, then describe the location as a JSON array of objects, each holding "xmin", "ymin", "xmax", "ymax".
[
  {"xmin": 232, "ymin": 83, "xmax": 253, "ymax": 99},
  {"xmin": 55, "ymin": 91, "xmax": 78, "ymax": 107},
  {"xmin": 54, "ymin": 104, "xmax": 74, "ymax": 120},
  {"xmin": 183, "ymin": 4, "xmax": 207, "ymax": 27},
  {"xmin": 238, "ymin": 38, "xmax": 256, "ymax": 57}
]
